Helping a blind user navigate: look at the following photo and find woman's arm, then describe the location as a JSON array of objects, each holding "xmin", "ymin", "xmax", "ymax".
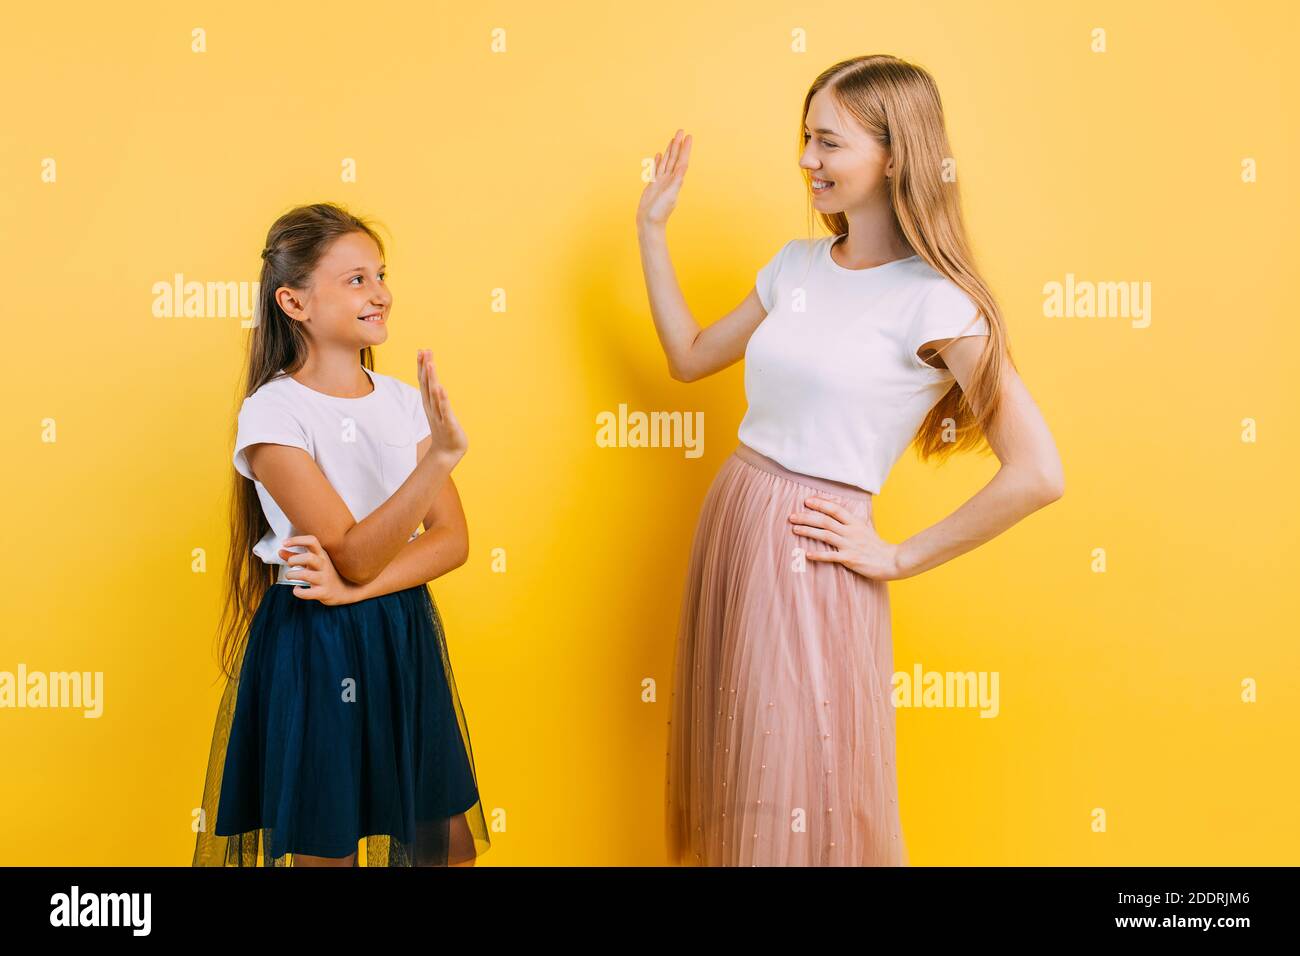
[
  {"xmin": 791, "ymin": 335, "xmax": 1064, "ymax": 581},
  {"xmin": 892, "ymin": 336, "xmax": 1065, "ymax": 578},
  {"xmin": 636, "ymin": 129, "xmax": 769, "ymax": 382}
]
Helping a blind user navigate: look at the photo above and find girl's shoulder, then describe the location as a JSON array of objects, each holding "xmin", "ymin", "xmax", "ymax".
[
  {"xmin": 366, "ymin": 368, "xmax": 422, "ymax": 406},
  {"xmin": 239, "ymin": 372, "xmax": 298, "ymax": 411}
]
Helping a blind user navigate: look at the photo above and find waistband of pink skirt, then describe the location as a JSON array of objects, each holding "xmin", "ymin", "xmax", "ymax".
[{"xmin": 732, "ymin": 443, "xmax": 874, "ymax": 503}]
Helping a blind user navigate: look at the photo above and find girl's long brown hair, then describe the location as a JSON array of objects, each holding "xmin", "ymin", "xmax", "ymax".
[
  {"xmin": 801, "ymin": 54, "xmax": 1012, "ymax": 462},
  {"xmin": 214, "ymin": 202, "xmax": 387, "ymax": 682}
]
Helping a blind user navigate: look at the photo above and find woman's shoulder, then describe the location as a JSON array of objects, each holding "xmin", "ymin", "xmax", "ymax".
[
  {"xmin": 776, "ymin": 235, "xmax": 827, "ymax": 261},
  {"xmin": 759, "ymin": 236, "xmax": 824, "ymax": 285}
]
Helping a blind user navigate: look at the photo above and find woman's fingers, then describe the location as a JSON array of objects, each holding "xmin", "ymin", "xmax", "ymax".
[
  {"xmin": 677, "ymin": 134, "xmax": 692, "ymax": 176},
  {"xmin": 792, "ymin": 525, "xmax": 843, "ymax": 547},
  {"xmin": 660, "ymin": 133, "xmax": 677, "ymax": 181},
  {"xmin": 803, "ymin": 495, "xmax": 852, "ymax": 524},
  {"xmin": 654, "ymin": 130, "xmax": 686, "ymax": 182},
  {"xmin": 803, "ymin": 550, "xmax": 845, "ymax": 564},
  {"xmin": 789, "ymin": 511, "xmax": 838, "ymax": 531}
]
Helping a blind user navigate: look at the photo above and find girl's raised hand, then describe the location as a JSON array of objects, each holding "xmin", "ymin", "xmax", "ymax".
[
  {"xmin": 281, "ymin": 535, "xmax": 361, "ymax": 605},
  {"xmin": 416, "ymin": 349, "xmax": 468, "ymax": 467},
  {"xmin": 637, "ymin": 129, "xmax": 692, "ymax": 229}
]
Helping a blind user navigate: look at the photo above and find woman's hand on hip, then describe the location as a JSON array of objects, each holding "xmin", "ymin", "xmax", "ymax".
[
  {"xmin": 281, "ymin": 535, "xmax": 363, "ymax": 605},
  {"xmin": 637, "ymin": 129, "xmax": 692, "ymax": 229},
  {"xmin": 789, "ymin": 494, "xmax": 904, "ymax": 581}
]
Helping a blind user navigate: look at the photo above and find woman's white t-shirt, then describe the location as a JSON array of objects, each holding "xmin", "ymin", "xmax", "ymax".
[
  {"xmin": 232, "ymin": 366, "xmax": 432, "ymax": 583},
  {"xmin": 738, "ymin": 235, "xmax": 990, "ymax": 495}
]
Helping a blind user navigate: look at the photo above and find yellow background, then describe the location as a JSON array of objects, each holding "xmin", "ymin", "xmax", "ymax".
[{"xmin": 1, "ymin": 0, "xmax": 1296, "ymax": 865}]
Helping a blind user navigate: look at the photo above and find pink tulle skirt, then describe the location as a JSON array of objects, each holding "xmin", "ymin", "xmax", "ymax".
[{"xmin": 666, "ymin": 443, "xmax": 908, "ymax": 866}]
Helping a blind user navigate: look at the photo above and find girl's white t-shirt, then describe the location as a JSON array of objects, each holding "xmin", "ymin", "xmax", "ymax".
[
  {"xmin": 738, "ymin": 235, "xmax": 990, "ymax": 495},
  {"xmin": 232, "ymin": 366, "xmax": 432, "ymax": 583}
]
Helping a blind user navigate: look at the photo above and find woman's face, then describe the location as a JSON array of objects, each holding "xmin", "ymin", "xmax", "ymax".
[
  {"xmin": 279, "ymin": 230, "xmax": 391, "ymax": 346},
  {"xmin": 799, "ymin": 87, "xmax": 892, "ymax": 213}
]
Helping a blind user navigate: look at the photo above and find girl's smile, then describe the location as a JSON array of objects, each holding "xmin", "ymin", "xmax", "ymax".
[{"xmin": 277, "ymin": 230, "xmax": 393, "ymax": 345}]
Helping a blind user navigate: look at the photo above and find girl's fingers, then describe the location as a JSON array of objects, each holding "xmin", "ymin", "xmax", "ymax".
[{"xmin": 291, "ymin": 581, "xmax": 321, "ymax": 599}]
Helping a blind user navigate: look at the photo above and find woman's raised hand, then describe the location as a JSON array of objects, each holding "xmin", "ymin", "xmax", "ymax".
[
  {"xmin": 416, "ymin": 349, "xmax": 468, "ymax": 467},
  {"xmin": 637, "ymin": 129, "xmax": 692, "ymax": 229}
]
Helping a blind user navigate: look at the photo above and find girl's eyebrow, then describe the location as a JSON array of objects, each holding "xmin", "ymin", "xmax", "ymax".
[{"xmin": 338, "ymin": 264, "xmax": 387, "ymax": 277}]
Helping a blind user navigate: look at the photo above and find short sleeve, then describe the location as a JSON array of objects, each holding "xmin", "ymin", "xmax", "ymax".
[
  {"xmin": 232, "ymin": 393, "xmax": 311, "ymax": 480},
  {"xmin": 909, "ymin": 279, "xmax": 990, "ymax": 371},
  {"xmin": 755, "ymin": 239, "xmax": 795, "ymax": 312},
  {"xmin": 406, "ymin": 382, "xmax": 431, "ymax": 444}
]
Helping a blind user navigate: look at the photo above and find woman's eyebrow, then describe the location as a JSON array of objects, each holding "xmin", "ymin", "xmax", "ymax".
[{"xmin": 805, "ymin": 126, "xmax": 840, "ymax": 135}]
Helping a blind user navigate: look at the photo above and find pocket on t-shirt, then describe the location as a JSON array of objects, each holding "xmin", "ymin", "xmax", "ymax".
[{"xmin": 378, "ymin": 431, "xmax": 417, "ymax": 488}]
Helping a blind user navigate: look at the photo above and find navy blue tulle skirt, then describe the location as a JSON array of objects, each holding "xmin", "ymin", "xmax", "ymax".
[{"xmin": 192, "ymin": 581, "xmax": 490, "ymax": 866}]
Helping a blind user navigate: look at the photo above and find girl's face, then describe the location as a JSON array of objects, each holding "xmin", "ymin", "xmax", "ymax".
[
  {"xmin": 280, "ymin": 231, "xmax": 391, "ymax": 346},
  {"xmin": 799, "ymin": 87, "xmax": 892, "ymax": 212}
]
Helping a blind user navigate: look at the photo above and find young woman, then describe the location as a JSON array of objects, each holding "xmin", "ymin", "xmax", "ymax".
[
  {"xmin": 191, "ymin": 202, "xmax": 490, "ymax": 867},
  {"xmin": 639, "ymin": 55, "xmax": 1064, "ymax": 866}
]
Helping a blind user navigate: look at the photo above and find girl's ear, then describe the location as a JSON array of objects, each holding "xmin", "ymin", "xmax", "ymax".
[{"xmin": 275, "ymin": 286, "xmax": 306, "ymax": 321}]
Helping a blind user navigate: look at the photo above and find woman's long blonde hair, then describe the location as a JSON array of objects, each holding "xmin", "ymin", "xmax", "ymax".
[
  {"xmin": 213, "ymin": 202, "xmax": 387, "ymax": 683},
  {"xmin": 802, "ymin": 54, "xmax": 1011, "ymax": 462}
]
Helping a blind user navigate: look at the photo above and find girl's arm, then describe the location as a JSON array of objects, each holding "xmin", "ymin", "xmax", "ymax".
[
  {"xmin": 891, "ymin": 336, "xmax": 1065, "ymax": 578},
  {"xmin": 636, "ymin": 129, "xmax": 769, "ymax": 382},
  {"xmin": 246, "ymin": 437, "xmax": 455, "ymax": 587},
  {"xmin": 248, "ymin": 351, "xmax": 466, "ymax": 586},
  {"xmin": 351, "ymin": 439, "xmax": 470, "ymax": 600}
]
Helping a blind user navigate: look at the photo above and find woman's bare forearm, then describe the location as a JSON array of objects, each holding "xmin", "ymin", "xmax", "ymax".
[
  {"xmin": 351, "ymin": 524, "xmax": 469, "ymax": 601},
  {"xmin": 637, "ymin": 222, "xmax": 703, "ymax": 381},
  {"xmin": 334, "ymin": 451, "xmax": 457, "ymax": 585},
  {"xmin": 895, "ymin": 465, "xmax": 1063, "ymax": 579}
]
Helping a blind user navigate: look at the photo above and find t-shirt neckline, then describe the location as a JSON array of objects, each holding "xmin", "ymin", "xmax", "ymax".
[
  {"xmin": 824, "ymin": 236, "xmax": 919, "ymax": 275},
  {"xmin": 281, "ymin": 365, "xmax": 379, "ymax": 401}
]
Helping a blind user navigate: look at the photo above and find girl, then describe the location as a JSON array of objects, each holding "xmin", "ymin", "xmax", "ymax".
[
  {"xmin": 192, "ymin": 202, "xmax": 490, "ymax": 867},
  {"xmin": 639, "ymin": 55, "xmax": 1064, "ymax": 866}
]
